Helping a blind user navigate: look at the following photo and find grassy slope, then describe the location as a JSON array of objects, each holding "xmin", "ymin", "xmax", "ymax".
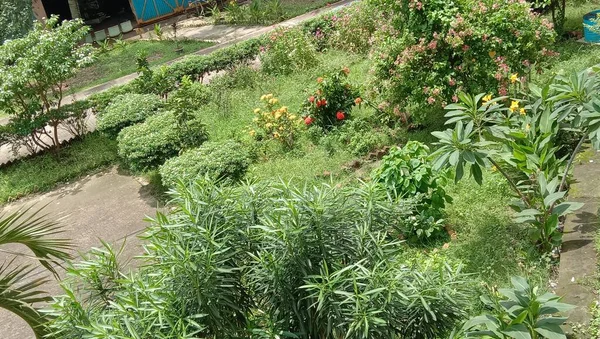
[
  {"xmin": 280, "ymin": 0, "xmax": 334, "ymax": 19},
  {"xmin": 66, "ymin": 40, "xmax": 214, "ymax": 93}
]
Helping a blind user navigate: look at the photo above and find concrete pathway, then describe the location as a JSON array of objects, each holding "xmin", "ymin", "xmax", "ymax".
[
  {"xmin": 556, "ymin": 147, "xmax": 600, "ymax": 336},
  {"xmin": 0, "ymin": 167, "xmax": 161, "ymax": 338}
]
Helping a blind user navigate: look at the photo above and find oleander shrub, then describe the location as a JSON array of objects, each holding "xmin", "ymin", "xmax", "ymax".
[
  {"xmin": 301, "ymin": 67, "xmax": 362, "ymax": 130},
  {"xmin": 260, "ymin": 28, "xmax": 319, "ymax": 75},
  {"xmin": 46, "ymin": 179, "xmax": 472, "ymax": 338},
  {"xmin": 159, "ymin": 140, "xmax": 251, "ymax": 188},
  {"xmin": 117, "ymin": 111, "xmax": 208, "ymax": 171},
  {"xmin": 369, "ymin": 0, "xmax": 557, "ymax": 125},
  {"xmin": 96, "ymin": 93, "xmax": 164, "ymax": 137}
]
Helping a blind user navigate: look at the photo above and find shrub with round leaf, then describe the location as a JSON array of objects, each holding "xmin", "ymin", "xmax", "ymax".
[
  {"xmin": 97, "ymin": 93, "xmax": 164, "ymax": 137},
  {"xmin": 117, "ymin": 111, "xmax": 208, "ymax": 171},
  {"xmin": 159, "ymin": 140, "xmax": 251, "ymax": 188}
]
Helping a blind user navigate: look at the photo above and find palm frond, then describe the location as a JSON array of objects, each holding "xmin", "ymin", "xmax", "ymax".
[
  {"xmin": 0, "ymin": 259, "xmax": 51, "ymax": 339},
  {"xmin": 0, "ymin": 205, "xmax": 72, "ymax": 276}
]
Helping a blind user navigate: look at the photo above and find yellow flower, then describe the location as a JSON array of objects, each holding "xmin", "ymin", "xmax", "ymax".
[
  {"xmin": 273, "ymin": 132, "xmax": 280, "ymax": 138},
  {"xmin": 525, "ymin": 123, "xmax": 531, "ymax": 132},
  {"xmin": 509, "ymin": 100, "xmax": 519, "ymax": 113},
  {"xmin": 510, "ymin": 73, "xmax": 519, "ymax": 84},
  {"xmin": 249, "ymin": 129, "xmax": 256, "ymax": 136},
  {"xmin": 279, "ymin": 126, "xmax": 284, "ymax": 131},
  {"xmin": 491, "ymin": 165, "xmax": 497, "ymax": 172},
  {"xmin": 519, "ymin": 108, "xmax": 526, "ymax": 115},
  {"xmin": 266, "ymin": 93, "xmax": 274, "ymax": 99},
  {"xmin": 489, "ymin": 51, "xmax": 496, "ymax": 58},
  {"xmin": 289, "ymin": 114, "xmax": 297, "ymax": 120},
  {"xmin": 280, "ymin": 106, "xmax": 288, "ymax": 112},
  {"xmin": 482, "ymin": 94, "xmax": 492, "ymax": 104},
  {"xmin": 254, "ymin": 108, "xmax": 261, "ymax": 114},
  {"xmin": 269, "ymin": 98, "xmax": 279, "ymax": 105},
  {"xmin": 274, "ymin": 110, "xmax": 283, "ymax": 119},
  {"xmin": 260, "ymin": 95, "xmax": 267, "ymax": 101},
  {"xmin": 252, "ymin": 117, "xmax": 259, "ymax": 122},
  {"xmin": 265, "ymin": 123, "xmax": 273, "ymax": 128}
]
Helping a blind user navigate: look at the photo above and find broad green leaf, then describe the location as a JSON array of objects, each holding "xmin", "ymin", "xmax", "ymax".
[
  {"xmin": 534, "ymin": 323, "xmax": 567, "ymax": 339},
  {"xmin": 502, "ymin": 324, "xmax": 531, "ymax": 339}
]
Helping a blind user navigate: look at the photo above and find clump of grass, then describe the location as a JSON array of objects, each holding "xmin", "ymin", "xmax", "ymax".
[{"xmin": 0, "ymin": 133, "xmax": 118, "ymax": 203}]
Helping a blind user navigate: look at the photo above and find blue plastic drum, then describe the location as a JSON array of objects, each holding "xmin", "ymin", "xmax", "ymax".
[{"xmin": 584, "ymin": 10, "xmax": 600, "ymax": 43}]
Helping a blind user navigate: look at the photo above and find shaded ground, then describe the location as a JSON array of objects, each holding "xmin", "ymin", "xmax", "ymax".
[
  {"xmin": 0, "ymin": 167, "xmax": 161, "ymax": 339},
  {"xmin": 557, "ymin": 147, "xmax": 600, "ymax": 336}
]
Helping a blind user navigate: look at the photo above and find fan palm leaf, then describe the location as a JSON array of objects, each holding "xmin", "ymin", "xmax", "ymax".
[{"xmin": 0, "ymin": 206, "xmax": 71, "ymax": 338}]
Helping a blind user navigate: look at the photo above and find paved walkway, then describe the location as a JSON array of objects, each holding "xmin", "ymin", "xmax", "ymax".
[
  {"xmin": 0, "ymin": 167, "xmax": 160, "ymax": 338},
  {"xmin": 556, "ymin": 147, "xmax": 600, "ymax": 337}
]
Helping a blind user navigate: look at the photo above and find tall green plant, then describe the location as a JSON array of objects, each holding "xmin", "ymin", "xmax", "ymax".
[
  {"xmin": 431, "ymin": 69, "xmax": 600, "ymax": 252},
  {"xmin": 0, "ymin": 207, "xmax": 71, "ymax": 338},
  {"xmin": 46, "ymin": 179, "xmax": 471, "ymax": 338},
  {"xmin": 463, "ymin": 276, "xmax": 573, "ymax": 339}
]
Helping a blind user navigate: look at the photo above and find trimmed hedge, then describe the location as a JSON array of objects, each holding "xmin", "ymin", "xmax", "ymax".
[
  {"xmin": 159, "ymin": 140, "xmax": 251, "ymax": 188},
  {"xmin": 168, "ymin": 38, "xmax": 264, "ymax": 81},
  {"xmin": 97, "ymin": 93, "xmax": 164, "ymax": 137},
  {"xmin": 117, "ymin": 111, "xmax": 208, "ymax": 171}
]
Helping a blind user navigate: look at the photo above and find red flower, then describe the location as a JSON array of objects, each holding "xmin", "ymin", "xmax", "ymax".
[
  {"xmin": 316, "ymin": 99, "xmax": 327, "ymax": 108},
  {"xmin": 336, "ymin": 111, "xmax": 345, "ymax": 120},
  {"xmin": 309, "ymin": 96, "xmax": 315, "ymax": 103},
  {"xmin": 304, "ymin": 116, "xmax": 314, "ymax": 125}
]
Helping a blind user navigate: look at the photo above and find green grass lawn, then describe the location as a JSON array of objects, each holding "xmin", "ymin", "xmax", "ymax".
[
  {"xmin": 66, "ymin": 39, "xmax": 214, "ymax": 93},
  {"xmin": 0, "ymin": 133, "xmax": 118, "ymax": 203},
  {"xmin": 281, "ymin": 0, "xmax": 334, "ymax": 19}
]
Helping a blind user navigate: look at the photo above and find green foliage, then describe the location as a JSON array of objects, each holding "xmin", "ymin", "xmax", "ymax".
[
  {"xmin": 97, "ymin": 93, "xmax": 164, "ymax": 137},
  {"xmin": 0, "ymin": 0, "xmax": 33, "ymax": 43},
  {"xmin": 117, "ymin": 111, "xmax": 208, "ymax": 171},
  {"xmin": 301, "ymin": 67, "xmax": 361, "ymax": 129},
  {"xmin": 463, "ymin": 276, "xmax": 573, "ymax": 339},
  {"xmin": 319, "ymin": 117, "xmax": 391, "ymax": 156},
  {"xmin": 432, "ymin": 69, "xmax": 600, "ymax": 252},
  {"xmin": 46, "ymin": 179, "xmax": 471, "ymax": 338},
  {"xmin": 167, "ymin": 75, "xmax": 211, "ymax": 114},
  {"xmin": 159, "ymin": 140, "xmax": 251, "ymax": 188},
  {"xmin": 368, "ymin": 0, "xmax": 556, "ymax": 125},
  {"xmin": 0, "ymin": 133, "xmax": 118, "ymax": 203},
  {"xmin": 260, "ymin": 28, "xmax": 319, "ymax": 75},
  {"xmin": 222, "ymin": 0, "xmax": 284, "ymax": 24},
  {"xmin": 0, "ymin": 15, "xmax": 94, "ymax": 151},
  {"xmin": 0, "ymin": 207, "xmax": 71, "ymax": 339},
  {"xmin": 168, "ymin": 38, "xmax": 263, "ymax": 81},
  {"xmin": 372, "ymin": 141, "xmax": 452, "ymax": 240}
]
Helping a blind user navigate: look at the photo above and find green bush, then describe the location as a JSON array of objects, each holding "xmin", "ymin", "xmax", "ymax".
[
  {"xmin": 87, "ymin": 84, "xmax": 137, "ymax": 114},
  {"xmin": 368, "ymin": 0, "xmax": 556, "ymax": 125},
  {"xmin": 260, "ymin": 28, "xmax": 319, "ymax": 75},
  {"xmin": 319, "ymin": 118, "xmax": 391, "ymax": 156},
  {"xmin": 326, "ymin": 2, "xmax": 377, "ymax": 54},
  {"xmin": 47, "ymin": 180, "xmax": 471, "ymax": 338},
  {"xmin": 372, "ymin": 141, "xmax": 452, "ymax": 240},
  {"xmin": 96, "ymin": 93, "xmax": 163, "ymax": 137},
  {"xmin": 117, "ymin": 111, "xmax": 208, "ymax": 171},
  {"xmin": 159, "ymin": 140, "xmax": 251, "ymax": 188}
]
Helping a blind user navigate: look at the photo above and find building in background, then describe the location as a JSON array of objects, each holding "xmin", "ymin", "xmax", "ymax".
[{"xmin": 32, "ymin": 0, "xmax": 202, "ymax": 27}]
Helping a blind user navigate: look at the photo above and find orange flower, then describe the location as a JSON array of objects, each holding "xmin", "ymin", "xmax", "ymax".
[
  {"xmin": 317, "ymin": 77, "xmax": 324, "ymax": 83},
  {"xmin": 354, "ymin": 97, "xmax": 362, "ymax": 105},
  {"xmin": 342, "ymin": 66, "xmax": 350, "ymax": 75}
]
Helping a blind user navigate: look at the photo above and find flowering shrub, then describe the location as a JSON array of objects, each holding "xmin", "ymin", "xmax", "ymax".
[
  {"xmin": 301, "ymin": 68, "xmax": 362, "ymax": 130},
  {"xmin": 260, "ymin": 28, "xmax": 319, "ymax": 75},
  {"xmin": 320, "ymin": 3, "xmax": 377, "ymax": 54},
  {"xmin": 249, "ymin": 94, "xmax": 302, "ymax": 149},
  {"xmin": 369, "ymin": 0, "xmax": 556, "ymax": 125}
]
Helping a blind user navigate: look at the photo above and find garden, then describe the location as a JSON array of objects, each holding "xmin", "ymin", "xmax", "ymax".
[{"xmin": 2, "ymin": 0, "xmax": 600, "ymax": 338}]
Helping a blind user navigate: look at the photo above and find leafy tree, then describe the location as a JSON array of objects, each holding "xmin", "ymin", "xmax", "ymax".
[
  {"xmin": 0, "ymin": 0, "xmax": 33, "ymax": 43},
  {"xmin": 0, "ymin": 15, "xmax": 94, "ymax": 152},
  {"xmin": 0, "ymin": 206, "xmax": 71, "ymax": 338}
]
